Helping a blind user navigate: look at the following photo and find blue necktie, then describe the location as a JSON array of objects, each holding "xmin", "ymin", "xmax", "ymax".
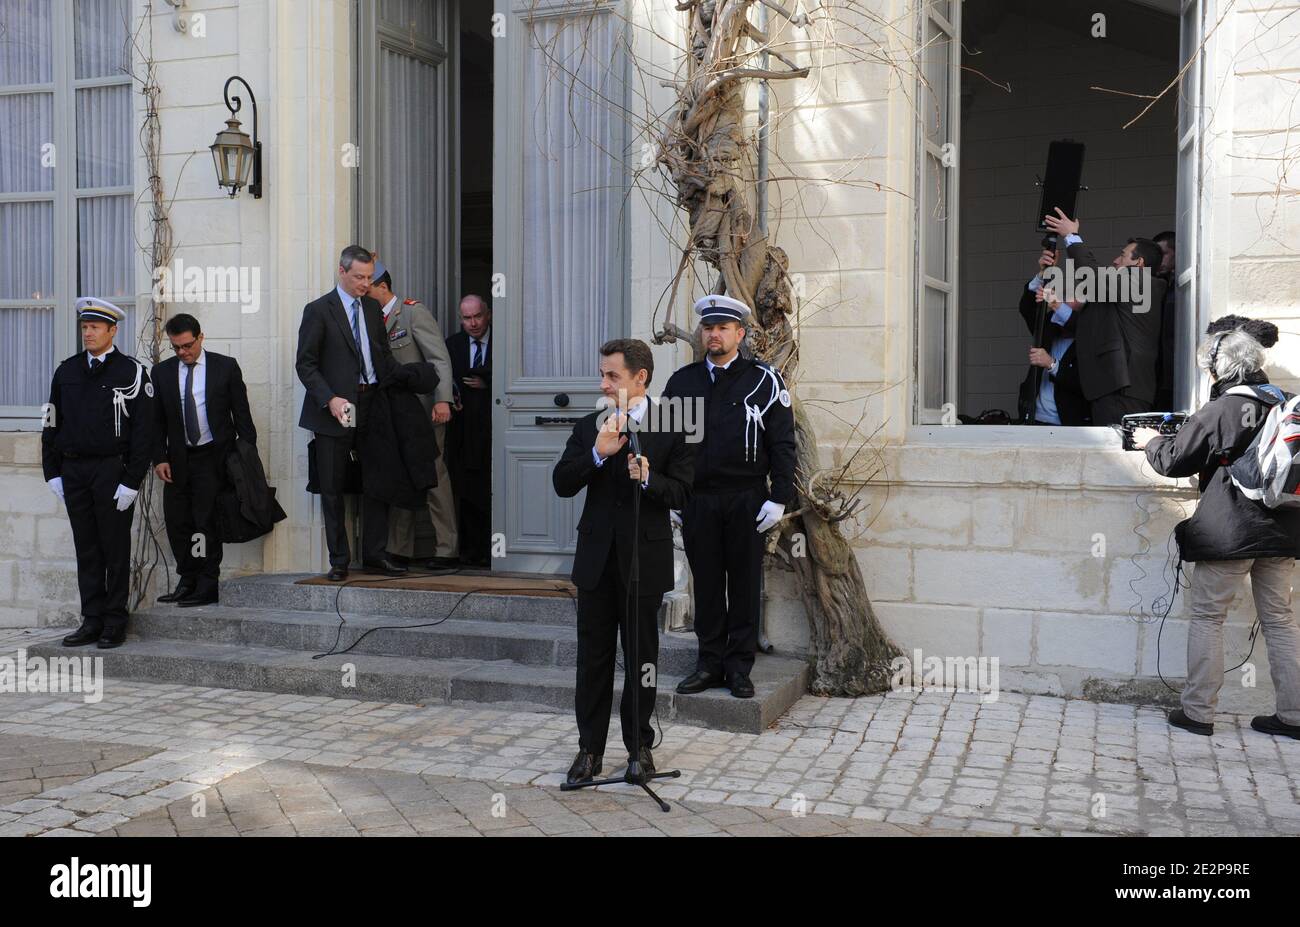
[
  {"xmin": 472, "ymin": 339, "xmax": 483, "ymax": 369},
  {"xmin": 351, "ymin": 299, "xmax": 371, "ymax": 384}
]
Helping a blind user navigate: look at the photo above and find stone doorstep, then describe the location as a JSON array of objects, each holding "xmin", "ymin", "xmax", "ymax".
[
  {"xmin": 25, "ymin": 638, "xmax": 808, "ymax": 736},
  {"xmin": 126, "ymin": 605, "xmax": 707, "ymax": 677}
]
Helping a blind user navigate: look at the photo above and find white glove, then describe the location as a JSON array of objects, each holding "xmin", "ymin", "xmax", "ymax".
[
  {"xmin": 755, "ymin": 500, "xmax": 785, "ymax": 533},
  {"xmin": 670, "ymin": 509, "xmax": 682, "ymax": 528},
  {"xmin": 47, "ymin": 477, "xmax": 64, "ymax": 502},
  {"xmin": 113, "ymin": 484, "xmax": 138, "ymax": 512}
]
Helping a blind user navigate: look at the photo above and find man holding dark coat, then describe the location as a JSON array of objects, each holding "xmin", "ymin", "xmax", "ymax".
[
  {"xmin": 295, "ymin": 245, "xmax": 405, "ymax": 581},
  {"xmin": 151, "ymin": 313, "xmax": 257, "ymax": 606}
]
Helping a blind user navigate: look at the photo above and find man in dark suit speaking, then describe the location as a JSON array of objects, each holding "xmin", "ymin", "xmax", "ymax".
[
  {"xmin": 151, "ymin": 313, "xmax": 257, "ymax": 606},
  {"xmin": 552, "ymin": 339, "xmax": 693, "ymax": 785},
  {"xmin": 295, "ymin": 245, "xmax": 405, "ymax": 581}
]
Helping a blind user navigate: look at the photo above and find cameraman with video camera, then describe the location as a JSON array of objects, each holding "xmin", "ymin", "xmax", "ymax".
[{"xmin": 1131, "ymin": 321, "xmax": 1300, "ymax": 740}]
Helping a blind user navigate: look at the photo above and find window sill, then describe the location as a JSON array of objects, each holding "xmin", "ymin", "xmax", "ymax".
[
  {"xmin": 873, "ymin": 426, "xmax": 1194, "ymax": 492},
  {"xmin": 907, "ymin": 424, "xmax": 1123, "ymax": 448},
  {"xmin": 0, "ymin": 418, "xmax": 43, "ymax": 433}
]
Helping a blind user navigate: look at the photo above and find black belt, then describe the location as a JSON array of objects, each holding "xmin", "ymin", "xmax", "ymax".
[
  {"xmin": 186, "ymin": 441, "xmax": 217, "ymax": 453},
  {"xmin": 356, "ymin": 383, "xmax": 374, "ymax": 393}
]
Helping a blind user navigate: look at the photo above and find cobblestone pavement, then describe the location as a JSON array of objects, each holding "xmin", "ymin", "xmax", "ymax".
[
  {"xmin": 95, "ymin": 759, "xmax": 979, "ymax": 837},
  {"xmin": 0, "ymin": 629, "xmax": 1298, "ymax": 837}
]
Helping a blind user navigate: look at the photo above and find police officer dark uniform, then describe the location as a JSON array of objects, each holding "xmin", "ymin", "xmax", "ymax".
[
  {"xmin": 662, "ymin": 294, "xmax": 797, "ymax": 699},
  {"xmin": 42, "ymin": 298, "xmax": 154, "ymax": 649}
]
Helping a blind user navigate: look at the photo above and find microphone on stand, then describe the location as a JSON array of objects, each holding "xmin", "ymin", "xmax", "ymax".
[{"xmin": 626, "ymin": 414, "xmax": 642, "ymax": 458}]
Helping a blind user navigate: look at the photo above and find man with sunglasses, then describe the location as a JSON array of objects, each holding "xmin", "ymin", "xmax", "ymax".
[{"xmin": 151, "ymin": 313, "xmax": 257, "ymax": 606}]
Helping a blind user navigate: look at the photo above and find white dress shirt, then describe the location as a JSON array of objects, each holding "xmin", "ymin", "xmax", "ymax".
[
  {"xmin": 467, "ymin": 328, "xmax": 490, "ymax": 368},
  {"xmin": 337, "ymin": 284, "xmax": 377, "ymax": 384},
  {"xmin": 706, "ymin": 355, "xmax": 737, "ymax": 380},
  {"xmin": 178, "ymin": 349, "xmax": 214, "ymax": 446},
  {"xmin": 1026, "ymin": 276, "xmax": 1075, "ymax": 425},
  {"xmin": 87, "ymin": 345, "xmax": 116, "ymax": 367}
]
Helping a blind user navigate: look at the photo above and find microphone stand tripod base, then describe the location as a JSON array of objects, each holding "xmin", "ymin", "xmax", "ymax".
[{"xmin": 559, "ymin": 762, "xmax": 682, "ymax": 813}]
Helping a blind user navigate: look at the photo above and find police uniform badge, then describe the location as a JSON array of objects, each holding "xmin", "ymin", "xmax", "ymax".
[
  {"xmin": 144, "ymin": 381, "xmax": 154, "ymax": 398},
  {"xmin": 779, "ymin": 389, "xmax": 791, "ymax": 407}
]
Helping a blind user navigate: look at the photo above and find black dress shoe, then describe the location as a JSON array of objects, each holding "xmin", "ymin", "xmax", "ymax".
[
  {"xmin": 326, "ymin": 566, "xmax": 349, "ymax": 582},
  {"xmin": 728, "ymin": 673, "xmax": 755, "ymax": 699},
  {"xmin": 157, "ymin": 580, "xmax": 196, "ymax": 603},
  {"xmin": 627, "ymin": 746, "xmax": 655, "ymax": 780},
  {"xmin": 675, "ymin": 669, "xmax": 726, "ymax": 695},
  {"xmin": 423, "ymin": 556, "xmax": 460, "ymax": 570},
  {"xmin": 1169, "ymin": 708, "xmax": 1213, "ymax": 736},
  {"xmin": 62, "ymin": 624, "xmax": 102, "ymax": 647},
  {"xmin": 362, "ymin": 558, "xmax": 408, "ymax": 576},
  {"xmin": 177, "ymin": 590, "xmax": 218, "ymax": 608},
  {"xmin": 566, "ymin": 750, "xmax": 602, "ymax": 785},
  {"xmin": 97, "ymin": 628, "xmax": 126, "ymax": 649},
  {"xmin": 1251, "ymin": 714, "xmax": 1300, "ymax": 740}
]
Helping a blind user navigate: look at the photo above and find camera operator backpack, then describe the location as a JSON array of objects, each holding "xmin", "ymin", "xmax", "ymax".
[{"xmin": 1222, "ymin": 384, "xmax": 1300, "ymax": 509}]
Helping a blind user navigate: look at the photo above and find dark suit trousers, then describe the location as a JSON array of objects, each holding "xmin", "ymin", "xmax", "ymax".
[
  {"xmin": 575, "ymin": 544, "xmax": 661, "ymax": 757},
  {"xmin": 683, "ymin": 486, "xmax": 765, "ymax": 678},
  {"xmin": 315, "ymin": 390, "xmax": 389, "ymax": 566},
  {"xmin": 63, "ymin": 455, "xmax": 134, "ymax": 632},
  {"xmin": 1091, "ymin": 392, "xmax": 1149, "ymax": 426},
  {"xmin": 457, "ymin": 468, "xmax": 491, "ymax": 564},
  {"xmin": 163, "ymin": 443, "xmax": 223, "ymax": 590}
]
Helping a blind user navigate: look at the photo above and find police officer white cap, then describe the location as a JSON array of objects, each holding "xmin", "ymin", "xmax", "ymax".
[
  {"xmin": 694, "ymin": 294, "xmax": 752, "ymax": 324},
  {"xmin": 75, "ymin": 297, "xmax": 126, "ymax": 326}
]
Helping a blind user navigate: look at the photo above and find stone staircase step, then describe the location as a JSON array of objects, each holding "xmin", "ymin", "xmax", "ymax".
[
  {"xmin": 127, "ymin": 605, "xmax": 707, "ymax": 676},
  {"xmin": 26, "ymin": 635, "xmax": 809, "ymax": 734},
  {"xmin": 218, "ymin": 573, "xmax": 582, "ymax": 627}
]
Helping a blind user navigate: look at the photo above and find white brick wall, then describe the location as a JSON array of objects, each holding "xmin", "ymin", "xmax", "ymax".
[{"xmin": 0, "ymin": 435, "xmax": 79, "ymax": 627}]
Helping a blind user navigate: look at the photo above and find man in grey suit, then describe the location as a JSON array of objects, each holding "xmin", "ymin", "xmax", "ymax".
[
  {"xmin": 368, "ymin": 261, "xmax": 459, "ymax": 567},
  {"xmin": 295, "ymin": 244, "xmax": 406, "ymax": 581}
]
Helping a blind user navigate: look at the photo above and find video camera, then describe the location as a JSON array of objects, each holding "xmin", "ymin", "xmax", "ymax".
[{"xmin": 1120, "ymin": 412, "xmax": 1189, "ymax": 451}]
